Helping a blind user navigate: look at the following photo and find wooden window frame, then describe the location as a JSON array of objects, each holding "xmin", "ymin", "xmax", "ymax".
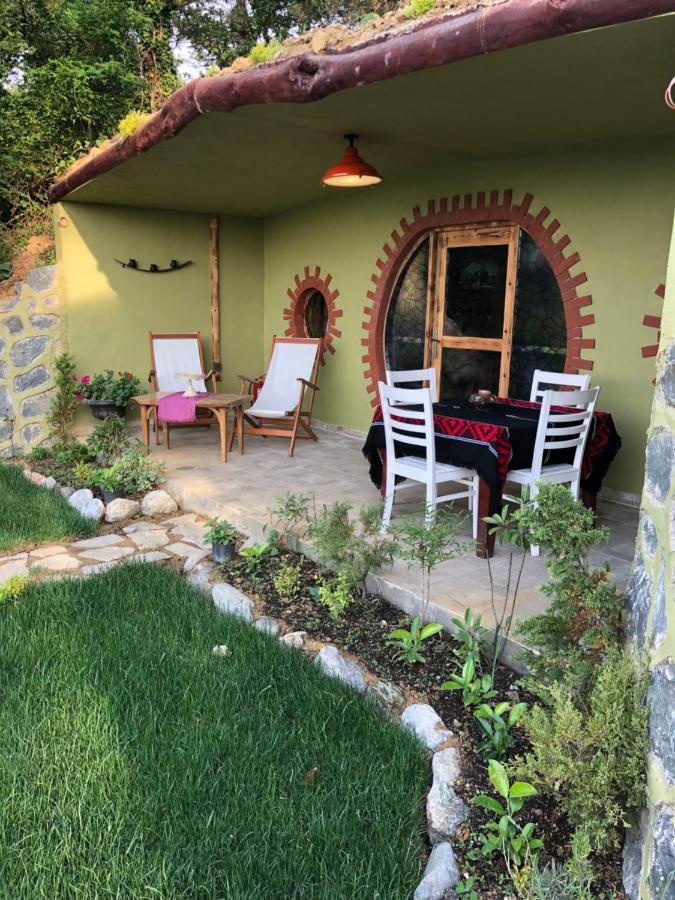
[{"xmin": 426, "ymin": 224, "xmax": 519, "ymax": 398}]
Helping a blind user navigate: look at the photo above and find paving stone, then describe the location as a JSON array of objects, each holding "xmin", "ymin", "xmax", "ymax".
[
  {"xmin": 81, "ymin": 561, "xmax": 116, "ymax": 576},
  {"xmin": 38, "ymin": 554, "xmax": 80, "ymax": 572},
  {"xmin": 30, "ymin": 545, "xmax": 68, "ymax": 559},
  {"xmin": 131, "ymin": 551, "xmax": 171, "ymax": 564},
  {"xmin": 401, "ymin": 704, "xmax": 452, "ymax": 751},
  {"xmin": 79, "ymin": 546, "xmax": 135, "ymax": 563},
  {"xmin": 129, "ymin": 529, "xmax": 170, "ymax": 550},
  {"xmin": 166, "ymin": 541, "xmax": 201, "ymax": 557},
  {"xmin": 104, "ymin": 498, "xmax": 141, "ymax": 523},
  {"xmin": 316, "ymin": 645, "xmax": 366, "ymax": 692},
  {"xmin": 280, "ymin": 631, "xmax": 307, "ymax": 649},
  {"xmin": 71, "ymin": 533, "xmax": 125, "ymax": 550},
  {"xmin": 123, "ymin": 521, "xmax": 164, "ymax": 534},
  {"xmin": 254, "ymin": 616, "xmax": 280, "ymax": 636},
  {"xmin": 413, "ymin": 841, "xmax": 460, "ymax": 900},
  {"xmin": 0, "ymin": 560, "xmax": 29, "ymax": 584},
  {"xmin": 212, "ymin": 583, "xmax": 253, "ymax": 621},
  {"xmin": 140, "ymin": 490, "xmax": 178, "ymax": 516},
  {"xmin": 427, "ymin": 748, "xmax": 468, "ymax": 844},
  {"xmin": 164, "ymin": 513, "xmax": 198, "ymax": 527}
]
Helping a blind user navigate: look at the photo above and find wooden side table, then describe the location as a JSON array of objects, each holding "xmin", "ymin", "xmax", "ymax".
[{"xmin": 133, "ymin": 392, "xmax": 247, "ymax": 463}]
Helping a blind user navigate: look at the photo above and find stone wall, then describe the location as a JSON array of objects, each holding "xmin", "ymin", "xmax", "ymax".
[
  {"xmin": 0, "ymin": 265, "xmax": 61, "ymax": 456},
  {"xmin": 623, "ymin": 216, "xmax": 675, "ymax": 900}
]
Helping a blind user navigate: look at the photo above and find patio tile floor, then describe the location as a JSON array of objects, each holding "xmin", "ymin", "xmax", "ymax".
[{"xmin": 157, "ymin": 425, "xmax": 638, "ymax": 655}]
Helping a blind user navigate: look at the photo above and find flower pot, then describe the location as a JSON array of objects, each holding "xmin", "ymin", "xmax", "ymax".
[
  {"xmin": 86, "ymin": 400, "xmax": 126, "ymax": 420},
  {"xmin": 212, "ymin": 541, "xmax": 236, "ymax": 564},
  {"xmin": 101, "ymin": 489, "xmax": 127, "ymax": 504}
]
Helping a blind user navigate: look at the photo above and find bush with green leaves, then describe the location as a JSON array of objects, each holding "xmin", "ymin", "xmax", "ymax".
[
  {"xmin": 474, "ymin": 700, "xmax": 528, "ymax": 762},
  {"xmin": 273, "ymin": 561, "xmax": 302, "ymax": 601},
  {"xmin": 514, "ymin": 648, "xmax": 648, "ymax": 851},
  {"xmin": 267, "ymin": 491, "xmax": 313, "ymax": 544},
  {"xmin": 308, "ymin": 501, "xmax": 397, "ymax": 598},
  {"xmin": 451, "ymin": 608, "xmax": 483, "ymax": 665},
  {"xmin": 0, "ymin": 575, "xmax": 31, "ymax": 607},
  {"xmin": 238, "ymin": 542, "xmax": 278, "ymax": 582},
  {"xmin": 85, "ymin": 415, "xmax": 131, "ymax": 464},
  {"xmin": 442, "ymin": 656, "xmax": 496, "ymax": 707},
  {"xmin": 513, "ymin": 483, "xmax": 624, "ymax": 689},
  {"xmin": 47, "ymin": 352, "xmax": 79, "ymax": 442},
  {"xmin": 530, "ymin": 827, "xmax": 594, "ymax": 900},
  {"xmin": 314, "ymin": 573, "xmax": 354, "ymax": 620},
  {"xmin": 387, "ymin": 616, "xmax": 442, "ymax": 665},
  {"xmin": 473, "ymin": 759, "xmax": 542, "ymax": 876},
  {"xmin": 203, "ymin": 518, "xmax": 236, "ymax": 547},
  {"xmin": 101, "ymin": 448, "xmax": 165, "ymax": 495}
]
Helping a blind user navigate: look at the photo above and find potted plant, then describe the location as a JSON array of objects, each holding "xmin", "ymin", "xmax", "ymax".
[
  {"xmin": 204, "ymin": 517, "xmax": 237, "ymax": 563},
  {"xmin": 91, "ymin": 465, "xmax": 127, "ymax": 504},
  {"xmin": 78, "ymin": 370, "xmax": 141, "ymax": 419}
]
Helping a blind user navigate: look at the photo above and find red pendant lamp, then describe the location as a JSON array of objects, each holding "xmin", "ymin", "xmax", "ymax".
[{"xmin": 321, "ymin": 134, "xmax": 382, "ymax": 188}]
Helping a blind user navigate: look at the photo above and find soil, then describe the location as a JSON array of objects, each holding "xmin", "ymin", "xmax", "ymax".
[{"xmin": 220, "ymin": 545, "xmax": 628, "ymax": 900}]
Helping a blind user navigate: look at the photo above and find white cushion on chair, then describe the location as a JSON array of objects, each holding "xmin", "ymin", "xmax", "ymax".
[
  {"xmin": 153, "ymin": 338, "xmax": 207, "ymax": 393},
  {"xmin": 249, "ymin": 341, "xmax": 318, "ymax": 417}
]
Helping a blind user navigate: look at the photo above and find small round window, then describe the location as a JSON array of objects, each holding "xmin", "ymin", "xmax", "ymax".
[{"xmin": 303, "ymin": 290, "xmax": 328, "ymax": 338}]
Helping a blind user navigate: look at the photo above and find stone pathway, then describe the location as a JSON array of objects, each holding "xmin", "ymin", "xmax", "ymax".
[{"xmin": 0, "ymin": 512, "xmax": 210, "ymax": 585}]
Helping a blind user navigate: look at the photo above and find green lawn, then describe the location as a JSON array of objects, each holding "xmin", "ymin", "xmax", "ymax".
[
  {"xmin": 0, "ymin": 563, "xmax": 428, "ymax": 898},
  {"xmin": 0, "ymin": 463, "xmax": 97, "ymax": 554}
]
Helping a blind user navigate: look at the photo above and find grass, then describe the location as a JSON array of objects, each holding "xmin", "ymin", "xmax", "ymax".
[
  {"xmin": 0, "ymin": 462, "xmax": 97, "ymax": 553},
  {"xmin": 0, "ymin": 563, "xmax": 428, "ymax": 898}
]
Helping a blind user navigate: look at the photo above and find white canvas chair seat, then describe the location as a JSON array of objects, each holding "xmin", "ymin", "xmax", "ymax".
[
  {"xmin": 379, "ymin": 382, "xmax": 479, "ymax": 537},
  {"xmin": 237, "ymin": 336, "xmax": 322, "ymax": 456},
  {"xmin": 507, "ymin": 386, "xmax": 600, "ymax": 556}
]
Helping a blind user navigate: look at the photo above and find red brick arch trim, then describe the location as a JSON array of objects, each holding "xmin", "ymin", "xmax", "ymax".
[
  {"xmin": 361, "ymin": 189, "xmax": 596, "ymax": 406},
  {"xmin": 283, "ymin": 266, "xmax": 342, "ymax": 364}
]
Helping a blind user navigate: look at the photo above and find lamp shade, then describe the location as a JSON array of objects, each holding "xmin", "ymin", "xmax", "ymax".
[{"xmin": 321, "ymin": 134, "xmax": 382, "ymax": 188}]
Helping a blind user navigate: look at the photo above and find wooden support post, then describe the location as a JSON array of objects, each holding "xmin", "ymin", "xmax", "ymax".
[{"xmin": 209, "ymin": 214, "xmax": 221, "ymax": 371}]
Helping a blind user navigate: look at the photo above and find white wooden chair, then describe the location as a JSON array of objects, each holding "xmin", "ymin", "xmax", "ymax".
[
  {"xmin": 234, "ymin": 336, "xmax": 322, "ymax": 456},
  {"xmin": 386, "ymin": 367, "xmax": 439, "ymax": 401},
  {"xmin": 378, "ymin": 382, "xmax": 479, "ymax": 536},
  {"xmin": 508, "ymin": 386, "xmax": 600, "ymax": 555},
  {"xmin": 529, "ymin": 369, "xmax": 590, "ymax": 403},
  {"xmin": 149, "ymin": 331, "xmax": 219, "ymax": 444}
]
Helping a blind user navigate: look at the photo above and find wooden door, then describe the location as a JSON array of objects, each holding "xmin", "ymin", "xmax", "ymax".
[{"xmin": 427, "ymin": 225, "xmax": 519, "ymax": 401}]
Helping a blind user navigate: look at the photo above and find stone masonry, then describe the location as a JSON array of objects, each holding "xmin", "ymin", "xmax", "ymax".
[
  {"xmin": 623, "ymin": 217, "xmax": 675, "ymax": 900},
  {"xmin": 0, "ymin": 265, "xmax": 61, "ymax": 456}
]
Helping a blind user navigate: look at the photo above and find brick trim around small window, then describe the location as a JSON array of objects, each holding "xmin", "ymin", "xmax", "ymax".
[
  {"xmin": 283, "ymin": 266, "xmax": 342, "ymax": 364},
  {"xmin": 361, "ymin": 189, "xmax": 596, "ymax": 406}
]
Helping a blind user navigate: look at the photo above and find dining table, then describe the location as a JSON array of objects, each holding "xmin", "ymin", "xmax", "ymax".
[{"xmin": 362, "ymin": 396, "xmax": 621, "ymax": 558}]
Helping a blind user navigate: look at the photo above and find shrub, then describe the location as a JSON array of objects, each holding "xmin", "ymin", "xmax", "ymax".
[
  {"xmin": 117, "ymin": 110, "xmax": 152, "ymax": 138},
  {"xmin": 238, "ymin": 542, "xmax": 277, "ymax": 581},
  {"xmin": 106, "ymin": 448, "xmax": 165, "ymax": 494},
  {"xmin": 47, "ymin": 352, "xmax": 78, "ymax": 442},
  {"xmin": 0, "ymin": 575, "xmax": 31, "ymax": 607},
  {"xmin": 308, "ymin": 501, "xmax": 397, "ymax": 598},
  {"xmin": 86, "ymin": 416, "xmax": 131, "ymax": 464},
  {"xmin": 267, "ymin": 491, "xmax": 313, "ymax": 544},
  {"xmin": 402, "ymin": 0, "xmax": 436, "ymax": 20},
  {"xmin": 248, "ymin": 39, "xmax": 282, "ymax": 65},
  {"xmin": 273, "ymin": 561, "xmax": 302, "ymax": 601},
  {"xmin": 514, "ymin": 483, "xmax": 625, "ymax": 690},
  {"xmin": 530, "ymin": 828, "xmax": 594, "ymax": 900},
  {"xmin": 203, "ymin": 517, "xmax": 236, "ymax": 546},
  {"xmin": 314, "ymin": 573, "xmax": 354, "ymax": 620},
  {"xmin": 514, "ymin": 649, "xmax": 649, "ymax": 851}
]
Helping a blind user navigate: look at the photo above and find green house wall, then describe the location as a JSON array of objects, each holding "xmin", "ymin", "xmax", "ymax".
[{"xmin": 57, "ymin": 137, "xmax": 674, "ymax": 495}]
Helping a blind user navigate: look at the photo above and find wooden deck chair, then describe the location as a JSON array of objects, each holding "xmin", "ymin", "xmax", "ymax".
[
  {"xmin": 148, "ymin": 331, "xmax": 219, "ymax": 445},
  {"xmin": 233, "ymin": 336, "xmax": 322, "ymax": 456}
]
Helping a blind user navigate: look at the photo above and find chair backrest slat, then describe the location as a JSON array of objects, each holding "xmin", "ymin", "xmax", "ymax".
[
  {"xmin": 386, "ymin": 368, "xmax": 438, "ymax": 402},
  {"xmin": 379, "ymin": 382, "xmax": 435, "ymax": 468},
  {"xmin": 529, "ymin": 369, "xmax": 590, "ymax": 404},
  {"xmin": 530, "ymin": 387, "xmax": 600, "ymax": 478}
]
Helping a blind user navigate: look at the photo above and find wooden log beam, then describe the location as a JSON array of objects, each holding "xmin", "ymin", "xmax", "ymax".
[
  {"xmin": 49, "ymin": 0, "xmax": 675, "ymax": 203},
  {"xmin": 210, "ymin": 214, "xmax": 221, "ymax": 371}
]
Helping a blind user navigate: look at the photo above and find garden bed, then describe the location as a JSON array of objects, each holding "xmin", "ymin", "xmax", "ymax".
[{"xmin": 219, "ymin": 545, "xmax": 628, "ymax": 899}]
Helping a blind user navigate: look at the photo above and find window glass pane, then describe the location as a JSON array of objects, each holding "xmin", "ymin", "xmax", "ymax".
[
  {"xmin": 384, "ymin": 238, "xmax": 429, "ymax": 372},
  {"xmin": 439, "ymin": 348, "xmax": 501, "ymax": 402},
  {"xmin": 444, "ymin": 244, "xmax": 508, "ymax": 339},
  {"xmin": 509, "ymin": 231, "xmax": 567, "ymax": 399},
  {"xmin": 304, "ymin": 290, "xmax": 328, "ymax": 338}
]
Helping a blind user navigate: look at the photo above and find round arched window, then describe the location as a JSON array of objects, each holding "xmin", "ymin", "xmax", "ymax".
[{"xmin": 303, "ymin": 290, "xmax": 329, "ymax": 338}]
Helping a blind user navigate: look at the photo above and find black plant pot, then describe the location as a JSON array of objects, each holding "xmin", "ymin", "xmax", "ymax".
[
  {"xmin": 86, "ymin": 400, "xmax": 127, "ymax": 420},
  {"xmin": 212, "ymin": 541, "xmax": 235, "ymax": 564},
  {"xmin": 101, "ymin": 489, "xmax": 127, "ymax": 504}
]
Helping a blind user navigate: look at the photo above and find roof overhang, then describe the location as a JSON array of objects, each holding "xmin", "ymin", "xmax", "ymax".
[{"xmin": 50, "ymin": 0, "xmax": 675, "ymax": 217}]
